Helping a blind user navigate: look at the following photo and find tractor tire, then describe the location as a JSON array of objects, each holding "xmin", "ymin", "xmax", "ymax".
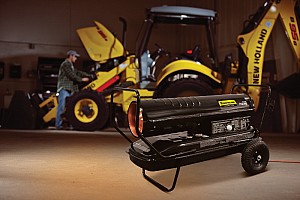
[
  {"xmin": 159, "ymin": 78, "xmax": 213, "ymax": 98},
  {"xmin": 241, "ymin": 138, "xmax": 269, "ymax": 175},
  {"xmin": 66, "ymin": 90, "xmax": 108, "ymax": 131}
]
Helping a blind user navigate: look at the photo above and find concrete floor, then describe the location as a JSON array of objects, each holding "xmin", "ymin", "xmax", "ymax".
[{"xmin": 0, "ymin": 128, "xmax": 300, "ymax": 200}]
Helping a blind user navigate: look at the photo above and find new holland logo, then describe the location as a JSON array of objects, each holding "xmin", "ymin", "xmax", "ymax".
[{"xmin": 218, "ymin": 100, "xmax": 237, "ymax": 107}]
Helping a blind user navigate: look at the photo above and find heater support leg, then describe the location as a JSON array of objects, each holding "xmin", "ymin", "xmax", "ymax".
[{"xmin": 142, "ymin": 167, "xmax": 181, "ymax": 192}]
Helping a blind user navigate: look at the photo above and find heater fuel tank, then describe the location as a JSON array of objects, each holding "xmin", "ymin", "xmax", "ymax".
[{"xmin": 128, "ymin": 93, "xmax": 255, "ymax": 137}]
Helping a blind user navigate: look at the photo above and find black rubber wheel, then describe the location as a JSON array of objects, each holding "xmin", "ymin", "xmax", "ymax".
[
  {"xmin": 66, "ymin": 90, "xmax": 108, "ymax": 131},
  {"xmin": 241, "ymin": 138, "xmax": 269, "ymax": 175},
  {"xmin": 35, "ymin": 109, "xmax": 50, "ymax": 129},
  {"xmin": 29, "ymin": 93, "xmax": 49, "ymax": 129},
  {"xmin": 159, "ymin": 78, "xmax": 213, "ymax": 98}
]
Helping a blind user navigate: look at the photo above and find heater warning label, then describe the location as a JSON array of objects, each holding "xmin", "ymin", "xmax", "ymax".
[{"xmin": 218, "ymin": 100, "xmax": 237, "ymax": 107}]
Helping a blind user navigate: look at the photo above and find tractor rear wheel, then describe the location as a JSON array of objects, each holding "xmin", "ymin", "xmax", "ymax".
[
  {"xmin": 159, "ymin": 78, "xmax": 213, "ymax": 98},
  {"xmin": 66, "ymin": 90, "xmax": 108, "ymax": 131}
]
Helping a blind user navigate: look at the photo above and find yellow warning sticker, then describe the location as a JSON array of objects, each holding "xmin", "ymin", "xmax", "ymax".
[{"xmin": 218, "ymin": 100, "xmax": 237, "ymax": 107}]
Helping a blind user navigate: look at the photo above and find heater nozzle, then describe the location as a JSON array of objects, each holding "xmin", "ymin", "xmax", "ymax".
[{"xmin": 128, "ymin": 102, "xmax": 144, "ymax": 137}]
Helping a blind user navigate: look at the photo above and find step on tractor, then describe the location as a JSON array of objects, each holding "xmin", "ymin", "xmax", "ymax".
[{"xmin": 34, "ymin": 0, "xmax": 300, "ymax": 131}]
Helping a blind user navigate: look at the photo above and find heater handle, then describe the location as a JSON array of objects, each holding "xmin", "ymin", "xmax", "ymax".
[
  {"xmin": 230, "ymin": 84, "xmax": 272, "ymax": 132},
  {"xmin": 110, "ymin": 87, "xmax": 137, "ymax": 144},
  {"xmin": 110, "ymin": 87, "xmax": 169, "ymax": 159},
  {"xmin": 230, "ymin": 84, "xmax": 271, "ymax": 95}
]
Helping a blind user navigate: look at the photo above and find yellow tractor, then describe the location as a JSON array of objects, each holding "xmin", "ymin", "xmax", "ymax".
[{"xmin": 37, "ymin": 0, "xmax": 300, "ymax": 131}]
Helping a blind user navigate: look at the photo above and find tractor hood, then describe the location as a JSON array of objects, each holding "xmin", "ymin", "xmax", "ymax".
[{"xmin": 76, "ymin": 21, "xmax": 125, "ymax": 62}]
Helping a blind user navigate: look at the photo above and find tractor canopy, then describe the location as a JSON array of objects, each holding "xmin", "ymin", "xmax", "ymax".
[
  {"xmin": 149, "ymin": 6, "xmax": 216, "ymax": 22},
  {"xmin": 136, "ymin": 5, "xmax": 219, "ymax": 70},
  {"xmin": 76, "ymin": 21, "xmax": 125, "ymax": 62}
]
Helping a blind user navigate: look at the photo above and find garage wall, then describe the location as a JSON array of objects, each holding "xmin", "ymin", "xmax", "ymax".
[
  {"xmin": 0, "ymin": 0, "xmax": 299, "ymax": 132},
  {"xmin": 0, "ymin": 0, "xmax": 177, "ymax": 103},
  {"xmin": 216, "ymin": 0, "xmax": 266, "ymax": 59},
  {"xmin": 0, "ymin": 0, "xmax": 266, "ymax": 95}
]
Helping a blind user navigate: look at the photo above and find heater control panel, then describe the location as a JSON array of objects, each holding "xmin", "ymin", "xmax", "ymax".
[{"xmin": 211, "ymin": 116, "xmax": 251, "ymax": 134}]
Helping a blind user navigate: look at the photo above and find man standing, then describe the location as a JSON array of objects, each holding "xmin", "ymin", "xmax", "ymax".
[{"xmin": 55, "ymin": 50, "xmax": 91, "ymax": 129}]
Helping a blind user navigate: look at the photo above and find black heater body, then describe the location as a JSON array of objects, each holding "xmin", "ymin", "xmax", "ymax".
[{"xmin": 111, "ymin": 88, "xmax": 270, "ymax": 192}]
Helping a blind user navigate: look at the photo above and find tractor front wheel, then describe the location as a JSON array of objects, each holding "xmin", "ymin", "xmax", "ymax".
[{"xmin": 66, "ymin": 90, "xmax": 108, "ymax": 131}]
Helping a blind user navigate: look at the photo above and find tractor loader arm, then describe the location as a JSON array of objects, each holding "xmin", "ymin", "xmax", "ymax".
[{"xmin": 237, "ymin": 0, "xmax": 300, "ymax": 108}]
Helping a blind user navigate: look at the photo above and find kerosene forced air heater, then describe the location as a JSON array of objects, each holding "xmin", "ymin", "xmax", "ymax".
[{"xmin": 111, "ymin": 85, "xmax": 270, "ymax": 192}]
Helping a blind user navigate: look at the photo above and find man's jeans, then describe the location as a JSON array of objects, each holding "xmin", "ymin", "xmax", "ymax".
[{"xmin": 55, "ymin": 89, "xmax": 71, "ymax": 129}]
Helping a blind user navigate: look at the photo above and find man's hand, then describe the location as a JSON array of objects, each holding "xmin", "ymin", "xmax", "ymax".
[{"xmin": 82, "ymin": 77, "xmax": 89, "ymax": 82}]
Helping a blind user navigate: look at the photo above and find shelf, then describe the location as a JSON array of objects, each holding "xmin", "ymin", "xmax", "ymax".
[{"xmin": 37, "ymin": 57, "xmax": 64, "ymax": 93}]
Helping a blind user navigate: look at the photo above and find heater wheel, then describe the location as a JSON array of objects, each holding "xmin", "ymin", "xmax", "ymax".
[
  {"xmin": 160, "ymin": 78, "xmax": 213, "ymax": 98},
  {"xmin": 241, "ymin": 138, "xmax": 269, "ymax": 175},
  {"xmin": 66, "ymin": 90, "xmax": 109, "ymax": 131}
]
